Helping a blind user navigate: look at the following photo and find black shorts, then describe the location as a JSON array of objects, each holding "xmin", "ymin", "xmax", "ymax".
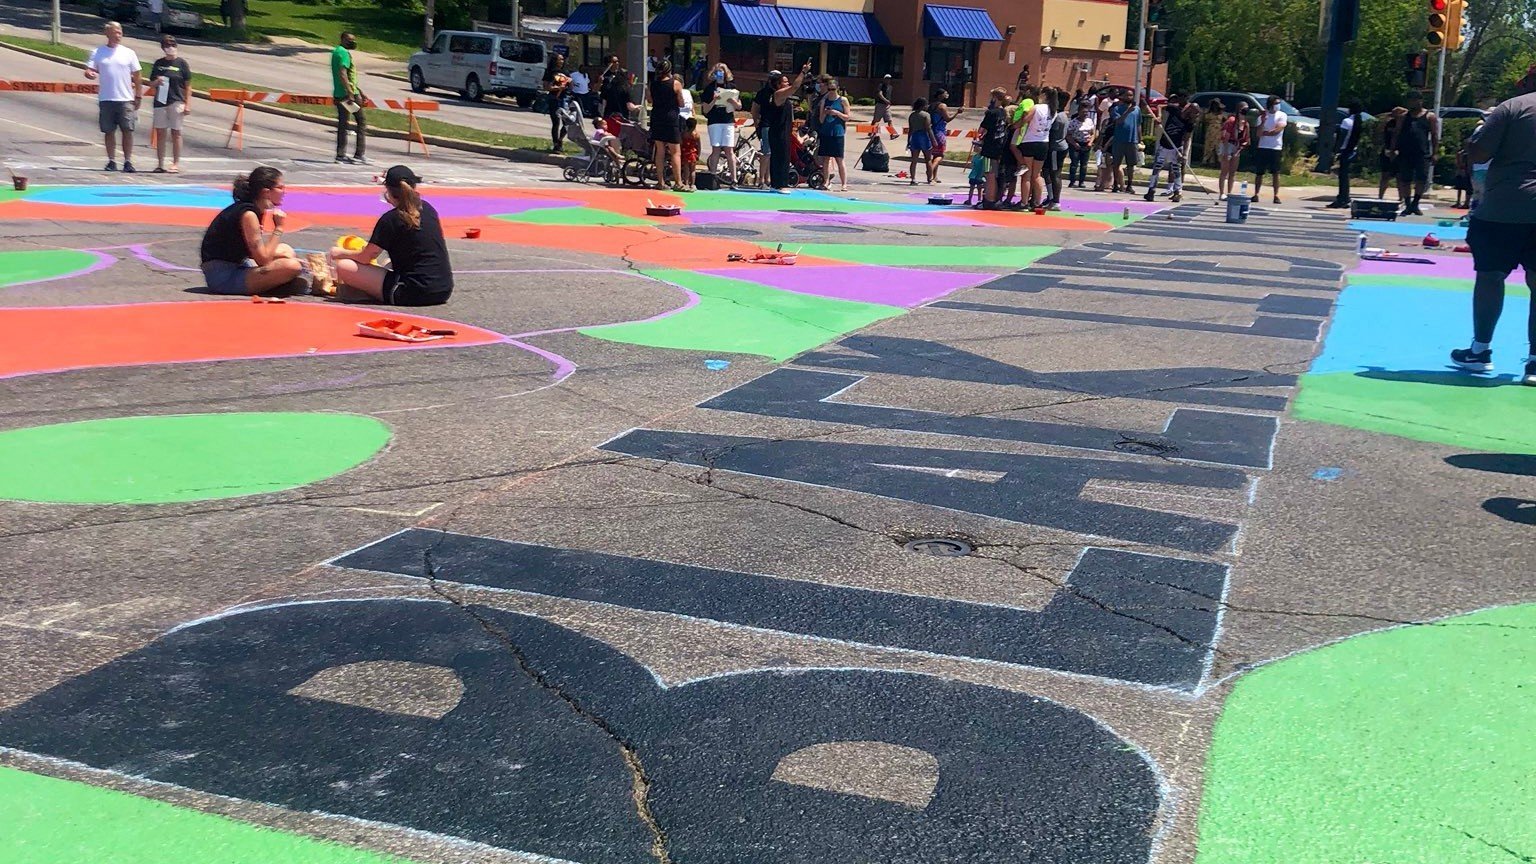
[
  {"xmin": 1467, "ymin": 217, "xmax": 1536, "ymax": 278},
  {"xmin": 650, "ymin": 120, "xmax": 682, "ymax": 145},
  {"xmin": 1254, "ymin": 148, "xmax": 1281, "ymax": 175},
  {"xmin": 1400, "ymin": 156, "xmax": 1431, "ymax": 184},
  {"xmin": 1017, "ymin": 140, "xmax": 1049, "ymax": 160},
  {"xmin": 382, "ymin": 271, "xmax": 450, "ymax": 306}
]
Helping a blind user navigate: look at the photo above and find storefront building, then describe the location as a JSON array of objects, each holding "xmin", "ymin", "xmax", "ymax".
[{"xmin": 559, "ymin": 0, "xmax": 1161, "ymax": 105}]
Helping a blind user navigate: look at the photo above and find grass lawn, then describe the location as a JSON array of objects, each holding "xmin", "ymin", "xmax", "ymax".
[
  {"xmin": 1, "ymin": 35, "xmax": 551, "ymax": 152},
  {"xmin": 170, "ymin": 0, "xmax": 425, "ymax": 62}
]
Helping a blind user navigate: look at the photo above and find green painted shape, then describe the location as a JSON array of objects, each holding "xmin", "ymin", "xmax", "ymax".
[
  {"xmin": 678, "ymin": 190, "xmax": 906, "ymax": 213},
  {"xmin": 1348, "ymin": 273, "xmax": 1529, "ymax": 297},
  {"xmin": 1070, "ymin": 211, "xmax": 1147, "ymax": 227},
  {"xmin": 492, "ymin": 207, "xmax": 652, "ymax": 227},
  {"xmin": 778, "ymin": 242, "xmax": 1056, "ymax": 269},
  {"xmin": 0, "ymin": 413, "xmax": 392, "ymax": 504},
  {"xmin": 580, "ymin": 268, "xmax": 902, "ymax": 361},
  {"xmin": 1196, "ymin": 603, "xmax": 1536, "ymax": 864},
  {"xmin": 0, "ymin": 766, "xmax": 410, "ymax": 864},
  {"xmin": 0, "ymin": 249, "xmax": 100, "ymax": 288},
  {"xmin": 1293, "ymin": 371, "xmax": 1536, "ymax": 454}
]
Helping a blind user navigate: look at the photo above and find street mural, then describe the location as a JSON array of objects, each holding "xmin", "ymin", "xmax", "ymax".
[{"xmin": 2, "ymin": 185, "xmax": 1530, "ymax": 864}]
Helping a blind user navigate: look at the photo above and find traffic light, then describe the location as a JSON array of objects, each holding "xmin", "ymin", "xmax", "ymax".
[
  {"xmin": 1151, "ymin": 28, "xmax": 1173, "ymax": 65},
  {"xmin": 1427, "ymin": 0, "xmax": 1450, "ymax": 48},
  {"xmin": 1404, "ymin": 50, "xmax": 1428, "ymax": 88},
  {"xmin": 1444, "ymin": 0, "xmax": 1464, "ymax": 50},
  {"xmin": 1148, "ymin": 0, "xmax": 1166, "ymax": 24}
]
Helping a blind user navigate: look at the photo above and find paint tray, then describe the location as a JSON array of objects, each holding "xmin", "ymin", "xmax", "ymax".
[
  {"xmin": 645, "ymin": 198, "xmax": 683, "ymax": 217},
  {"xmin": 357, "ymin": 318, "xmax": 456, "ymax": 342},
  {"xmin": 927, "ymin": 195, "xmax": 953, "ymax": 206}
]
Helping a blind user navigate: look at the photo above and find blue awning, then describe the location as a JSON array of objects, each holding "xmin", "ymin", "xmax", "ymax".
[
  {"xmin": 558, "ymin": 3, "xmax": 603, "ymax": 34},
  {"xmin": 777, "ymin": 7, "xmax": 890, "ymax": 45},
  {"xmin": 720, "ymin": 2, "xmax": 790, "ymax": 38},
  {"xmin": 922, "ymin": 4, "xmax": 1003, "ymax": 40},
  {"xmin": 652, "ymin": 0, "xmax": 710, "ymax": 35}
]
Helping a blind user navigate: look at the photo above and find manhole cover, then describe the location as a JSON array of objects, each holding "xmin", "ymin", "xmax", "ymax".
[
  {"xmin": 794, "ymin": 224, "xmax": 866, "ymax": 233},
  {"xmin": 680, "ymin": 226, "xmax": 761, "ymax": 237},
  {"xmin": 1114, "ymin": 437, "xmax": 1177, "ymax": 457},
  {"xmin": 903, "ymin": 538, "xmax": 973, "ymax": 557}
]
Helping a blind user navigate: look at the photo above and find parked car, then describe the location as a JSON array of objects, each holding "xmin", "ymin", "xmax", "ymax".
[
  {"xmin": 1439, "ymin": 106, "xmax": 1488, "ymax": 120},
  {"xmin": 97, "ymin": 0, "xmax": 204, "ymax": 33},
  {"xmin": 408, "ymin": 30, "xmax": 547, "ymax": 106},
  {"xmin": 1300, "ymin": 106, "xmax": 1378, "ymax": 124},
  {"xmin": 1189, "ymin": 91, "xmax": 1319, "ymax": 143},
  {"xmin": 1094, "ymin": 85, "xmax": 1167, "ymax": 110}
]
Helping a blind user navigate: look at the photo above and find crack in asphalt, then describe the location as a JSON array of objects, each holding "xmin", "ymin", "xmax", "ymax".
[
  {"xmin": 420, "ymin": 547, "xmax": 673, "ymax": 864},
  {"xmin": 1439, "ymin": 823, "xmax": 1536, "ymax": 862}
]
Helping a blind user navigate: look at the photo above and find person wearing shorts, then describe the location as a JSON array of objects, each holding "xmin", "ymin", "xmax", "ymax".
[
  {"xmin": 907, "ymin": 97, "xmax": 934, "ymax": 184},
  {"xmin": 703, "ymin": 65, "xmax": 741, "ymax": 184},
  {"xmin": 149, "ymin": 35, "xmax": 191, "ymax": 173},
  {"xmin": 85, "ymin": 21, "xmax": 142, "ymax": 173},
  {"xmin": 1106, "ymin": 92, "xmax": 1141, "ymax": 193},
  {"xmin": 331, "ymin": 165, "xmax": 454, "ymax": 305},
  {"xmin": 1448, "ymin": 67, "xmax": 1536, "ymax": 385},
  {"xmin": 199, "ymin": 167, "xmax": 306, "ymax": 296},
  {"xmin": 1252, "ymin": 95, "xmax": 1287, "ymax": 203}
]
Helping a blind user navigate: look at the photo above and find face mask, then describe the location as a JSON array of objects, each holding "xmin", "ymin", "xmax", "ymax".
[
  {"xmin": 713, "ymin": 71, "xmax": 723, "ymax": 82},
  {"xmin": 164, "ymin": 48, "xmax": 177, "ymax": 58}
]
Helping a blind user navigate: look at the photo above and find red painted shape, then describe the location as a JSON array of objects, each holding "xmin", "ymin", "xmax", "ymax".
[{"xmin": 0, "ymin": 301, "xmax": 504, "ymax": 379}]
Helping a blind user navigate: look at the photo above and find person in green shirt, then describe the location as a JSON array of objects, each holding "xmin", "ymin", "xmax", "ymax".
[{"xmin": 331, "ymin": 32, "xmax": 367, "ymax": 164}]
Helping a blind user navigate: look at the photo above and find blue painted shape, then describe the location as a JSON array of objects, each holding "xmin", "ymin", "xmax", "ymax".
[
  {"xmin": 1307, "ymin": 284, "xmax": 1530, "ymax": 376},
  {"xmin": 27, "ymin": 185, "xmax": 230, "ymax": 209},
  {"xmin": 1350, "ymin": 220, "xmax": 1468, "ymax": 241},
  {"xmin": 1313, "ymin": 467, "xmax": 1343, "ymax": 481},
  {"xmin": 704, "ymin": 359, "xmax": 731, "ymax": 370}
]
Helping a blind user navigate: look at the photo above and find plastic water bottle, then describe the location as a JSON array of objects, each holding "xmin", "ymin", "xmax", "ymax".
[{"xmin": 1357, "ymin": 233, "xmax": 1368, "ymax": 256}]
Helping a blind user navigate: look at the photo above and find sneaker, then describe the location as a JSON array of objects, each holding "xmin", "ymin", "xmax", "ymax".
[
  {"xmin": 104, "ymin": 160, "xmax": 117, "ymax": 172},
  {"xmin": 1523, "ymin": 359, "xmax": 1536, "ymax": 386},
  {"xmin": 1325, "ymin": 199, "xmax": 1349, "ymax": 209},
  {"xmin": 335, "ymin": 155, "xmax": 354, "ymax": 164},
  {"xmin": 352, "ymin": 156, "xmax": 371, "ymax": 165},
  {"xmin": 1450, "ymin": 347, "xmax": 1493, "ymax": 373},
  {"xmin": 122, "ymin": 161, "xmax": 136, "ymax": 174},
  {"xmin": 1143, "ymin": 190, "xmax": 1155, "ymax": 201},
  {"xmin": 1170, "ymin": 191, "xmax": 1182, "ymax": 203}
]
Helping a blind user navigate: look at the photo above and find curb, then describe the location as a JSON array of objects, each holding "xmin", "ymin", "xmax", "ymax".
[{"xmin": 0, "ymin": 39, "xmax": 570, "ymax": 167}]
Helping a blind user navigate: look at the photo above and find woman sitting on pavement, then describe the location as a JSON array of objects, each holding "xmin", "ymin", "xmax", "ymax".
[
  {"xmin": 329, "ymin": 165, "xmax": 453, "ymax": 306},
  {"xmin": 199, "ymin": 166, "xmax": 306, "ymax": 296}
]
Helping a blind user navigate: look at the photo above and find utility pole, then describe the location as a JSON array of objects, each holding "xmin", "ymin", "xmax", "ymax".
[
  {"xmin": 423, "ymin": 0, "xmax": 435, "ymax": 47},
  {"xmin": 1432, "ymin": 42, "xmax": 1447, "ymax": 116},
  {"xmin": 1131, "ymin": 0, "xmax": 1150, "ymax": 105},
  {"xmin": 51, "ymin": 0, "xmax": 61, "ymax": 45},
  {"xmin": 1314, "ymin": 0, "xmax": 1356, "ymax": 174},
  {"xmin": 627, "ymin": 0, "xmax": 647, "ymax": 118}
]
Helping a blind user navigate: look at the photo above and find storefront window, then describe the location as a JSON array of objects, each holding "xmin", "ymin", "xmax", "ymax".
[
  {"xmin": 923, "ymin": 39, "xmax": 976, "ymax": 93},
  {"xmin": 774, "ymin": 41, "xmax": 820, "ymax": 74},
  {"xmin": 721, "ymin": 34, "xmax": 768, "ymax": 74},
  {"xmin": 872, "ymin": 45, "xmax": 903, "ymax": 79},
  {"xmin": 827, "ymin": 44, "xmax": 863, "ymax": 79}
]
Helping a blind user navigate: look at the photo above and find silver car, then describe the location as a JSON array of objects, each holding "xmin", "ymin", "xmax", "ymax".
[{"xmin": 1190, "ymin": 91, "xmax": 1319, "ymax": 143}]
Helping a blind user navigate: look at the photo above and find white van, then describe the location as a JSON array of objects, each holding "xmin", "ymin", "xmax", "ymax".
[{"xmin": 408, "ymin": 30, "xmax": 547, "ymax": 107}]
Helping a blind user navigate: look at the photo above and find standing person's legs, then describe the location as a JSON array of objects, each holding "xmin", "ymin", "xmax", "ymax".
[
  {"xmin": 155, "ymin": 119, "xmax": 168, "ymax": 169},
  {"xmin": 1456, "ymin": 218, "xmax": 1534, "ymax": 370},
  {"xmin": 336, "ymin": 103, "xmax": 351, "ymax": 159},
  {"xmin": 352, "ymin": 108, "xmax": 367, "ymax": 160},
  {"xmin": 1335, "ymin": 151, "xmax": 1353, "ymax": 203},
  {"xmin": 653, "ymin": 139, "xmax": 668, "ymax": 188},
  {"xmin": 669, "ymin": 142, "xmax": 683, "ymax": 189},
  {"xmin": 1378, "ymin": 168, "xmax": 1391, "ymax": 199},
  {"xmin": 908, "ymin": 148, "xmax": 922, "ymax": 184}
]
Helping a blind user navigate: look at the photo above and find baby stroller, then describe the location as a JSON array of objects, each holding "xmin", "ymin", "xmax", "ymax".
[
  {"xmin": 787, "ymin": 126, "xmax": 824, "ymax": 189},
  {"xmin": 561, "ymin": 101, "xmax": 621, "ymax": 185}
]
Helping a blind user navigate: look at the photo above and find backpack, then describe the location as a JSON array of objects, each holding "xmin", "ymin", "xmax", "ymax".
[{"xmin": 859, "ymin": 136, "xmax": 889, "ymax": 172}]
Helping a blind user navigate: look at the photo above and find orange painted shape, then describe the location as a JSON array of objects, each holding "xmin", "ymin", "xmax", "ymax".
[
  {"xmin": 0, "ymin": 301, "xmax": 504, "ymax": 380},
  {"xmin": 442, "ymin": 219, "xmax": 847, "ymax": 268},
  {"xmin": 0, "ymin": 201, "xmax": 315, "ymax": 233}
]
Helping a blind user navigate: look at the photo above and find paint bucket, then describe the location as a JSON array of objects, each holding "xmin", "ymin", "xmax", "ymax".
[
  {"xmin": 464, "ymin": 227, "xmax": 481, "ymax": 239},
  {"xmin": 12, "ymin": 176, "xmax": 27, "ymax": 191},
  {"xmin": 1225, "ymin": 193, "xmax": 1250, "ymax": 224}
]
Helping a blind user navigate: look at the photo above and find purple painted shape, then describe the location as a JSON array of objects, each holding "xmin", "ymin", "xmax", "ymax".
[
  {"xmin": 1353, "ymin": 254, "xmax": 1478, "ymax": 280},
  {"xmin": 279, "ymin": 191, "xmax": 576, "ymax": 219},
  {"xmin": 683, "ymin": 209, "xmax": 987, "ymax": 227},
  {"xmin": 0, "ymin": 250, "xmax": 116, "ymax": 290},
  {"xmin": 129, "ymin": 244, "xmax": 199, "ymax": 272},
  {"xmin": 698, "ymin": 264, "xmax": 993, "ymax": 306}
]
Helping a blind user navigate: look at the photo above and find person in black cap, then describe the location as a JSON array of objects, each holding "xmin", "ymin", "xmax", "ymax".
[{"xmin": 330, "ymin": 165, "xmax": 453, "ymax": 305}]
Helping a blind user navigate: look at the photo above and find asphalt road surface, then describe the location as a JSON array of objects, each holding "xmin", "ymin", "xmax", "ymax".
[{"xmin": 0, "ymin": 43, "xmax": 1533, "ymax": 864}]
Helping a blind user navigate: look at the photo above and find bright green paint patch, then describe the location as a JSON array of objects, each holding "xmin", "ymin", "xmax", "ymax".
[
  {"xmin": 1069, "ymin": 211, "xmax": 1146, "ymax": 227},
  {"xmin": 1294, "ymin": 371, "xmax": 1536, "ymax": 454},
  {"xmin": 0, "ymin": 249, "xmax": 101, "ymax": 288},
  {"xmin": 581, "ymin": 269, "xmax": 902, "ymax": 361},
  {"xmin": 0, "ymin": 766, "xmax": 411, "ymax": 864},
  {"xmin": 1196, "ymin": 603, "xmax": 1536, "ymax": 864},
  {"xmin": 679, "ymin": 191, "xmax": 906, "ymax": 213},
  {"xmin": 1348, "ymin": 274, "xmax": 1529, "ymax": 297},
  {"xmin": 0, "ymin": 413, "xmax": 392, "ymax": 504},
  {"xmin": 492, "ymin": 207, "xmax": 652, "ymax": 227},
  {"xmin": 778, "ymin": 243, "xmax": 1056, "ymax": 269}
]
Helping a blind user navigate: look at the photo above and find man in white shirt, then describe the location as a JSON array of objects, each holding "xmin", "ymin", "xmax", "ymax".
[
  {"xmin": 567, "ymin": 66, "xmax": 591, "ymax": 115},
  {"xmin": 84, "ymin": 21, "xmax": 143, "ymax": 173},
  {"xmin": 1252, "ymin": 95, "xmax": 1287, "ymax": 204}
]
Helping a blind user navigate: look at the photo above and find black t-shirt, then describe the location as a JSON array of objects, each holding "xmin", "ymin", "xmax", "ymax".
[
  {"xmin": 1398, "ymin": 111, "xmax": 1434, "ymax": 160},
  {"xmin": 150, "ymin": 57, "xmax": 191, "ymax": 107},
  {"xmin": 367, "ymin": 200, "xmax": 453, "ymax": 298},
  {"xmin": 600, "ymin": 68, "xmax": 629, "ymax": 114},
  {"xmin": 979, "ymin": 104, "xmax": 1008, "ymax": 157},
  {"xmin": 200, "ymin": 201, "xmax": 256, "ymax": 264},
  {"xmin": 757, "ymin": 85, "xmax": 788, "ymax": 135},
  {"xmin": 1163, "ymin": 106, "xmax": 1190, "ymax": 147},
  {"xmin": 702, "ymin": 82, "xmax": 735, "ymax": 125}
]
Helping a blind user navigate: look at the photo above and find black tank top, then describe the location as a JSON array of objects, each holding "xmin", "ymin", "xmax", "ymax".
[
  {"xmin": 1398, "ymin": 111, "xmax": 1434, "ymax": 159},
  {"xmin": 650, "ymin": 76, "xmax": 679, "ymax": 118},
  {"xmin": 199, "ymin": 201, "xmax": 256, "ymax": 264}
]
